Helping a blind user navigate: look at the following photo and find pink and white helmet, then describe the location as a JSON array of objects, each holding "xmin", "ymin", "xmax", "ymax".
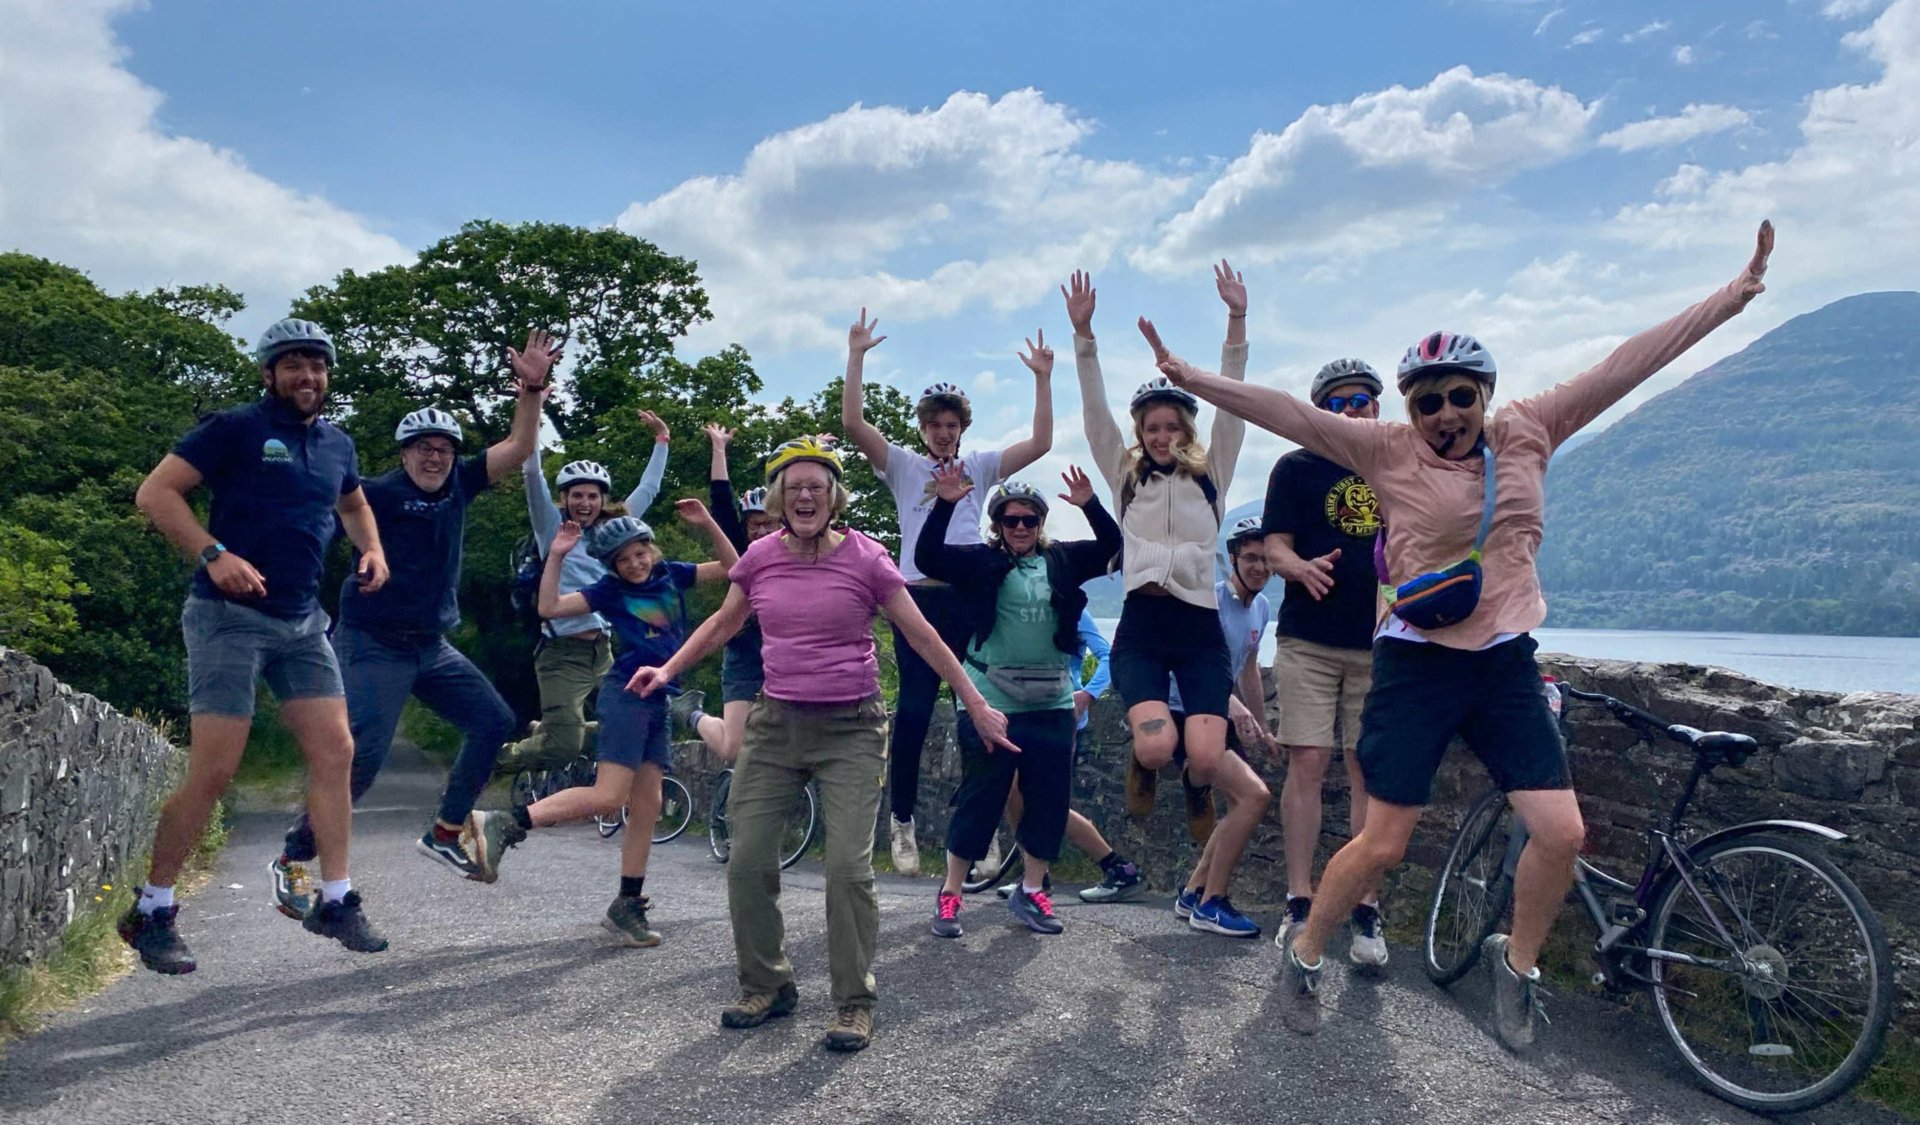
[{"xmin": 1396, "ymin": 332, "xmax": 1497, "ymax": 394}]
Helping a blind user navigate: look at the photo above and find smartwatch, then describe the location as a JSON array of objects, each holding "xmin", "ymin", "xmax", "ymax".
[{"xmin": 199, "ymin": 542, "xmax": 227, "ymax": 567}]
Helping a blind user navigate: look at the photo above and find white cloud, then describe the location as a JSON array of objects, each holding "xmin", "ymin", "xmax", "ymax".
[
  {"xmin": 1533, "ymin": 7, "xmax": 1564, "ymax": 35},
  {"xmin": 616, "ymin": 89, "xmax": 1189, "ymax": 356},
  {"xmin": 1569, "ymin": 26, "xmax": 1605, "ymax": 46},
  {"xmin": 1130, "ymin": 67, "xmax": 1597, "ymax": 274},
  {"xmin": 1622, "ymin": 19, "xmax": 1671, "ymax": 42},
  {"xmin": 0, "ymin": 0, "xmax": 407, "ymax": 317},
  {"xmin": 1823, "ymin": 0, "xmax": 1887, "ymax": 17},
  {"xmin": 1746, "ymin": 19, "xmax": 1780, "ymax": 39},
  {"xmin": 1598, "ymin": 104, "xmax": 1751, "ymax": 151},
  {"xmin": 1673, "ymin": 44, "xmax": 1697, "ymax": 64}
]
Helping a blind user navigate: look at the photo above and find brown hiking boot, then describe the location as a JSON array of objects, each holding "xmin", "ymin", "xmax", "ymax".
[
  {"xmin": 822, "ymin": 1004, "xmax": 873, "ymax": 1052},
  {"xmin": 1182, "ymin": 768, "xmax": 1216, "ymax": 844},
  {"xmin": 720, "ymin": 982, "xmax": 798, "ymax": 1029},
  {"xmin": 1125, "ymin": 756, "xmax": 1158, "ymax": 817}
]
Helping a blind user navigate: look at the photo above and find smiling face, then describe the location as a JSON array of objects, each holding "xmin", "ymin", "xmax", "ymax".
[
  {"xmin": 263, "ymin": 350, "xmax": 330, "ymax": 419},
  {"xmin": 1230, "ymin": 540, "xmax": 1270, "ymax": 595},
  {"xmin": 744, "ymin": 511, "xmax": 782, "ymax": 541},
  {"xmin": 918, "ymin": 408, "xmax": 965, "ymax": 461},
  {"xmin": 611, "ymin": 538, "xmax": 658, "ymax": 583},
  {"xmin": 400, "ymin": 436, "xmax": 457, "ymax": 491},
  {"xmin": 1407, "ymin": 373, "xmax": 1487, "ymax": 460},
  {"xmin": 562, "ymin": 483, "xmax": 607, "ymax": 525},
  {"xmin": 995, "ymin": 500, "xmax": 1043, "ymax": 557},
  {"xmin": 778, "ymin": 461, "xmax": 836, "ymax": 538},
  {"xmin": 1135, "ymin": 403, "xmax": 1190, "ymax": 466},
  {"xmin": 1326, "ymin": 381, "xmax": 1382, "ymax": 421}
]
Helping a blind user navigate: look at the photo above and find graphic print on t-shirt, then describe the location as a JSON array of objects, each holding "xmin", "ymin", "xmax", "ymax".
[
  {"xmin": 1324, "ymin": 475, "xmax": 1381, "ymax": 538},
  {"xmin": 914, "ymin": 460, "xmax": 976, "ymax": 510}
]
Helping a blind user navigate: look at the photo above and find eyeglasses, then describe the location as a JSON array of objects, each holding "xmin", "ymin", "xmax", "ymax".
[
  {"xmin": 1413, "ymin": 386, "xmax": 1481, "ymax": 416},
  {"xmin": 1322, "ymin": 393, "xmax": 1373, "ymax": 413},
  {"xmin": 787, "ymin": 482, "xmax": 831, "ymax": 497},
  {"xmin": 411, "ymin": 443, "xmax": 456, "ymax": 459},
  {"xmin": 998, "ymin": 514, "xmax": 1042, "ymax": 529}
]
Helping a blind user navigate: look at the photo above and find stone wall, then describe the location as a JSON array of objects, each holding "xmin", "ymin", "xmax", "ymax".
[{"xmin": 0, "ymin": 648, "xmax": 182, "ymax": 970}]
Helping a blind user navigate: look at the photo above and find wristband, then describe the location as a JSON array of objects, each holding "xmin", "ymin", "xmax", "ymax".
[{"xmin": 1228, "ymin": 312, "xmax": 1247, "ymax": 319}]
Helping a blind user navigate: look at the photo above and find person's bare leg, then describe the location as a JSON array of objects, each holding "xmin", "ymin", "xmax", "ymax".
[
  {"xmin": 1342, "ymin": 749, "xmax": 1383, "ymax": 906},
  {"xmin": 619, "ymin": 764, "xmax": 666, "ymax": 879},
  {"xmin": 528, "ymin": 762, "xmax": 634, "ymax": 826},
  {"xmin": 280, "ymin": 697, "xmax": 355, "ymax": 883},
  {"xmin": 1281, "ymin": 746, "xmax": 1332, "ymax": 899},
  {"xmin": 1177, "ymin": 714, "xmax": 1229, "ymax": 785},
  {"xmin": 1292, "ymin": 798, "xmax": 1422, "ymax": 963},
  {"xmin": 1502, "ymin": 789, "xmax": 1584, "ymax": 974},
  {"xmin": 940, "ymin": 852, "xmax": 970, "ymax": 896},
  {"xmin": 1191, "ymin": 749, "xmax": 1270, "ymax": 900},
  {"xmin": 721, "ymin": 700, "xmax": 753, "ymax": 763},
  {"xmin": 147, "ymin": 714, "xmax": 250, "ymax": 886},
  {"xmin": 1127, "ymin": 702, "xmax": 1179, "ymax": 769}
]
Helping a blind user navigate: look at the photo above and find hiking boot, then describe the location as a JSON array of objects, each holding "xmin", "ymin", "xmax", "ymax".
[
  {"xmin": 889, "ymin": 817, "xmax": 920, "ymax": 877},
  {"xmin": 416, "ymin": 828, "xmax": 483, "ymax": 881},
  {"xmin": 466, "ymin": 809, "xmax": 526, "ymax": 884},
  {"xmin": 931, "ymin": 891, "xmax": 964, "ymax": 939},
  {"xmin": 118, "ymin": 903, "xmax": 196, "ymax": 975},
  {"xmin": 1278, "ymin": 896, "xmax": 1311, "ymax": 950},
  {"xmin": 1278, "ymin": 936, "xmax": 1324, "ymax": 1034},
  {"xmin": 669, "ymin": 688, "xmax": 706, "ymax": 737},
  {"xmin": 1008, "ymin": 884, "xmax": 1064, "ymax": 935},
  {"xmin": 1173, "ymin": 887, "xmax": 1201, "ymax": 919},
  {"xmin": 1190, "ymin": 895, "xmax": 1260, "ymax": 938},
  {"xmin": 270, "ymin": 855, "xmax": 315, "ymax": 920},
  {"xmin": 1181, "ymin": 769, "xmax": 1216, "ymax": 844},
  {"xmin": 1349, "ymin": 902, "xmax": 1389, "ymax": 970},
  {"xmin": 303, "ymin": 891, "xmax": 389, "ymax": 953},
  {"xmin": 1125, "ymin": 756, "xmax": 1158, "ymax": 817},
  {"xmin": 1079, "ymin": 858, "xmax": 1144, "ymax": 904},
  {"xmin": 603, "ymin": 894, "xmax": 663, "ymax": 948},
  {"xmin": 997, "ymin": 873, "xmax": 1049, "ymax": 900},
  {"xmin": 1484, "ymin": 933, "xmax": 1547, "ymax": 1051},
  {"xmin": 823, "ymin": 1004, "xmax": 873, "ymax": 1052},
  {"xmin": 722, "ymin": 981, "xmax": 799, "ymax": 1029}
]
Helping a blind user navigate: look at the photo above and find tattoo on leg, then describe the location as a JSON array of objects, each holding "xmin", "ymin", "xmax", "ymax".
[{"xmin": 1140, "ymin": 719, "xmax": 1168, "ymax": 735}]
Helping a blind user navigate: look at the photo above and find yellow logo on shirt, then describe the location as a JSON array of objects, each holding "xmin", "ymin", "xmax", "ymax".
[{"xmin": 1325, "ymin": 475, "xmax": 1381, "ymax": 538}]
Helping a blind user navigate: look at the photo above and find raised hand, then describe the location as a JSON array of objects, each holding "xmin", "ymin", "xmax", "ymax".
[
  {"xmin": 1061, "ymin": 270, "xmax": 1096, "ymax": 337},
  {"xmin": 1736, "ymin": 220, "xmax": 1774, "ymax": 305},
  {"xmin": 508, "ymin": 327, "xmax": 562, "ymax": 392},
  {"xmin": 812, "ymin": 433, "xmax": 839, "ymax": 448},
  {"xmin": 703, "ymin": 423, "xmax": 734, "ymax": 449},
  {"xmin": 1057, "ymin": 465, "xmax": 1095, "ymax": 507},
  {"xmin": 637, "ymin": 409, "xmax": 670, "ymax": 442},
  {"xmin": 674, "ymin": 497, "xmax": 713, "ymax": 525},
  {"xmin": 626, "ymin": 666, "xmax": 669, "ymax": 698},
  {"xmin": 1018, "ymin": 329, "xmax": 1054, "ymax": 379},
  {"xmin": 931, "ymin": 461, "xmax": 973, "ymax": 503},
  {"xmin": 1288, "ymin": 548, "xmax": 1340, "ymax": 600},
  {"xmin": 849, "ymin": 308, "xmax": 886, "ymax": 354},
  {"xmin": 553, "ymin": 520, "xmax": 583, "ymax": 556},
  {"xmin": 1138, "ymin": 317, "xmax": 1172, "ymax": 363},
  {"xmin": 1214, "ymin": 258, "xmax": 1247, "ymax": 316}
]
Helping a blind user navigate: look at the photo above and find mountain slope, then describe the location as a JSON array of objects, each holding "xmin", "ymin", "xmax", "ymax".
[{"xmin": 1538, "ymin": 291, "xmax": 1920, "ymax": 636}]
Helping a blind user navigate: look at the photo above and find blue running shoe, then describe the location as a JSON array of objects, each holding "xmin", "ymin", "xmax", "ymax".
[
  {"xmin": 1189, "ymin": 895, "xmax": 1261, "ymax": 938},
  {"xmin": 1173, "ymin": 888, "xmax": 1201, "ymax": 919}
]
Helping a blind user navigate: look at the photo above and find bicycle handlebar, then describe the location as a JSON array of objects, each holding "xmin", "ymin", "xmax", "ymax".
[{"xmin": 1559, "ymin": 684, "xmax": 1688, "ymax": 743}]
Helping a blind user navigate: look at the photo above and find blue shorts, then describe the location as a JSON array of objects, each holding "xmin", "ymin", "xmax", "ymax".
[
  {"xmin": 594, "ymin": 679, "xmax": 673, "ymax": 773},
  {"xmin": 181, "ymin": 597, "xmax": 343, "ymax": 717},
  {"xmin": 720, "ymin": 637, "xmax": 765, "ymax": 704}
]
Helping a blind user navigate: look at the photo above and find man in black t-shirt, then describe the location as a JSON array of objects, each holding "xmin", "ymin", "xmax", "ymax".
[{"xmin": 1263, "ymin": 358, "xmax": 1390, "ymax": 969}]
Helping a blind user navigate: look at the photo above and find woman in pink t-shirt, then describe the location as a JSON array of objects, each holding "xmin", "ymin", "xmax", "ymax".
[
  {"xmin": 629, "ymin": 437, "xmax": 1015, "ymax": 1055},
  {"xmin": 1152, "ymin": 223, "xmax": 1774, "ymax": 1051}
]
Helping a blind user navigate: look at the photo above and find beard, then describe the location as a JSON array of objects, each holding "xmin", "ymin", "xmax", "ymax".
[{"xmin": 268, "ymin": 374, "xmax": 327, "ymax": 419}]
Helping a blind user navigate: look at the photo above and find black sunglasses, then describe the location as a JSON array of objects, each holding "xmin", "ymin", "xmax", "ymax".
[
  {"xmin": 1322, "ymin": 393, "xmax": 1373, "ymax": 413},
  {"xmin": 1414, "ymin": 386, "xmax": 1481, "ymax": 416},
  {"xmin": 998, "ymin": 513, "xmax": 1042, "ymax": 529}
]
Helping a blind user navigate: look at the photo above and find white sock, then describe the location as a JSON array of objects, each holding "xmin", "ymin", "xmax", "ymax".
[
  {"xmin": 320, "ymin": 878, "xmax": 352, "ymax": 904},
  {"xmin": 1022, "ymin": 882, "xmax": 1046, "ymax": 896},
  {"xmin": 138, "ymin": 884, "xmax": 174, "ymax": 914}
]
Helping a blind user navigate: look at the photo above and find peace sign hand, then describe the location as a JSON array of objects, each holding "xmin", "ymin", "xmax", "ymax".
[
  {"xmin": 1057, "ymin": 465, "xmax": 1095, "ymax": 507},
  {"xmin": 1018, "ymin": 329, "xmax": 1054, "ymax": 379},
  {"xmin": 849, "ymin": 309, "xmax": 887, "ymax": 354}
]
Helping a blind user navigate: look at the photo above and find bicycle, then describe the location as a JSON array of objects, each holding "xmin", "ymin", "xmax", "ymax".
[
  {"xmin": 960, "ymin": 832, "xmax": 1023, "ymax": 894},
  {"xmin": 1422, "ymin": 679, "xmax": 1894, "ymax": 1113},
  {"xmin": 707, "ymin": 768, "xmax": 818, "ymax": 870},
  {"xmin": 590, "ymin": 772, "xmax": 693, "ymax": 844}
]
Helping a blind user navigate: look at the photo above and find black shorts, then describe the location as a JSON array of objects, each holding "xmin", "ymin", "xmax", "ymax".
[
  {"xmin": 720, "ymin": 635, "xmax": 765, "ymax": 705},
  {"xmin": 1110, "ymin": 593, "xmax": 1232, "ymax": 718},
  {"xmin": 1355, "ymin": 635, "xmax": 1569, "ymax": 808},
  {"xmin": 1167, "ymin": 710, "xmax": 1247, "ymax": 768}
]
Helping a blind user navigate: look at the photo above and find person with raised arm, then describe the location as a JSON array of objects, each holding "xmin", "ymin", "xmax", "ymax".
[
  {"xmin": 841, "ymin": 310, "xmax": 1052, "ymax": 875},
  {"xmin": 1067, "ymin": 261, "xmax": 1264, "ymax": 938},
  {"xmin": 1153, "ymin": 222, "xmax": 1775, "ymax": 1050},
  {"xmin": 625, "ymin": 438, "xmax": 1018, "ymax": 1054},
  {"xmin": 468, "ymin": 498, "xmax": 737, "ymax": 948}
]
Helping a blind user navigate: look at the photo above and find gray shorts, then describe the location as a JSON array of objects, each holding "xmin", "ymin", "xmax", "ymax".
[{"xmin": 182, "ymin": 596, "xmax": 344, "ymax": 717}]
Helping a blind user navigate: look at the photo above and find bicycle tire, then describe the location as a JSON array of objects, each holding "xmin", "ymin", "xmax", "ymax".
[
  {"xmin": 509, "ymin": 768, "xmax": 540, "ymax": 810},
  {"xmin": 708, "ymin": 771, "xmax": 733, "ymax": 863},
  {"xmin": 961, "ymin": 835, "xmax": 1023, "ymax": 894},
  {"xmin": 653, "ymin": 776, "xmax": 693, "ymax": 844},
  {"xmin": 596, "ymin": 807, "xmax": 626, "ymax": 839},
  {"xmin": 1646, "ymin": 832, "xmax": 1894, "ymax": 1114},
  {"xmin": 778, "ymin": 783, "xmax": 818, "ymax": 870},
  {"xmin": 1422, "ymin": 787, "xmax": 1513, "ymax": 986}
]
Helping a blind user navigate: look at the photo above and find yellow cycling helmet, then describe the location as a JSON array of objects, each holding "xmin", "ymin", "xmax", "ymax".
[{"xmin": 763, "ymin": 437, "xmax": 843, "ymax": 482}]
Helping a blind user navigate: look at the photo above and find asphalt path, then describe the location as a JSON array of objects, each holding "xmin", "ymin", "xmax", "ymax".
[{"xmin": 0, "ymin": 744, "xmax": 1906, "ymax": 1125}]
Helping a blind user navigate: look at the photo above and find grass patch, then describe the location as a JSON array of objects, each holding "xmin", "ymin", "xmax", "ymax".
[
  {"xmin": 230, "ymin": 694, "xmax": 307, "ymax": 805},
  {"xmin": 1859, "ymin": 1028, "xmax": 1920, "ymax": 1117}
]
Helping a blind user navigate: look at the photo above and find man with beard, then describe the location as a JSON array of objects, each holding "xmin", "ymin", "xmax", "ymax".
[{"xmin": 124, "ymin": 318, "xmax": 390, "ymax": 974}]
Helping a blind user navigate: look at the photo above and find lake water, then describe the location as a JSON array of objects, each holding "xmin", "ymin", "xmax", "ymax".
[{"xmin": 1090, "ymin": 620, "xmax": 1920, "ymax": 696}]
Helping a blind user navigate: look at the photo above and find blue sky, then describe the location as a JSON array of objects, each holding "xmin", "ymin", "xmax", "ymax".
[{"xmin": 3, "ymin": 0, "xmax": 1916, "ymax": 533}]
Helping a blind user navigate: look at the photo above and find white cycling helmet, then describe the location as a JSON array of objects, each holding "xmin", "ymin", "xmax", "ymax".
[
  {"xmin": 1226, "ymin": 516, "xmax": 1265, "ymax": 551},
  {"xmin": 987, "ymin": 480, "xmax": 1049, "ymax": 522},
  {"xmin": 255, "ymin": 318, "xmax": 336, "ymax": 368},
  {"xmin": 739, "ymin": 487, "xmax": 769, "ymax": 514},
  {"xmin": 555, "ymin": 459, "xmax": 612, "ymax": 493},
  {"xmin": 1396, "ymin": 332, "xmax": 1497, "ymax": 394},
  {"xmin": 395, "ymin": 407, "xmax": 463, "ymax": 447},
  {"xmin": 918, "ymin": 382, "xmax": 969, "ymax": 408},
  {"xmin": 587, "ymin": 516, "xmax": 654, "ymax": 564},
  {"xmin": 1130, "ymin": 376, "xmax": 1199, "ymax": 417},
  {"xmin": 1309, "ymin": 358, "xmax": 1383, "ymax": 406}
]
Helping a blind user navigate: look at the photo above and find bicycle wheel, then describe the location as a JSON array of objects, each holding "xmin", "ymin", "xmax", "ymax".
[
  {"xmin": 1647, "ymin": 832, "xmax": 1894, "ymax": 1113},
  {"xmin": 537, "ymin": 767, "xmax": 570, "ymax": 800},
  {"xmin": 510, "ymin": 768, "xmax": 540, "ymax": 810},
  {"xmin": 961, "ymin": 833, "xmax": 1023, "ymax": 894},
  {"xmin": 777, "ymin": 783, "xmax": 818, "ymax": 870},
  {"xmin": 708, "ymin": 771, "xmax": 734, "ymax": 863},
  {"xmin": 652, "ymin": 776, "xmax": 693, "ymax": 844},
  {"xmin": 1422, "ymin": 787, "xmax": 1514, "ymax": 986},
  {"xmin": 596, "ymin": 806, "xmax": 626, "ymax": 839}
]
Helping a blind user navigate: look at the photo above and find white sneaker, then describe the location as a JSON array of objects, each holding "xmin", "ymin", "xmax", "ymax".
[
  {"xmin": 978, "ymin": 833, "xmax": 1003, "ymax": 880},
  {"xmin": 890, "ymin": 818, "xmax": 920, "ymax": 877},
  {"xmin": 1349, "ymin": 902, "xmax": 1390, "ymax": 969}
]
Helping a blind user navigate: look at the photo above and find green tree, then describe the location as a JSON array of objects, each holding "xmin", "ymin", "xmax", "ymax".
[{"xmin": 0, "ymin": 522, "xmax": 87, "ymax": 654}]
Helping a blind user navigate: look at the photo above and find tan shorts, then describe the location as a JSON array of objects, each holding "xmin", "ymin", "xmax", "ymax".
[{"xmin": 1276, "ymin": 635, "xmax": 1373, "ymax": 751}]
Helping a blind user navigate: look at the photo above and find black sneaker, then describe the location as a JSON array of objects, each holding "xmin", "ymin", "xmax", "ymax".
[
  {"xmin": 1007, "ymin": 884, "xmax": 1064, "ymax": 935},
  {"xmin": 416, "ymin": 828, "xmax": 483, "ymax": 881},
  {"xmin": 1078, "ymin": 859, "xmax": 1144, "ymax": 904},
  {"xmin": 465, "ymin": 809, "xmax": 527, "ymax": 884},
  {"xmin": 931, "ymin": 891, "xmax": 963, "ymax": 939},
  {"xmin": 303, "ymin": 891, "xmax": 389, "ymax": 953},
  {"xmin": 603, "ymin": 894, "xmax": 663, "ymax": 948},
  {"xmin": 118, "ymin": 903, "xmax": 196, "ymax": 975}
]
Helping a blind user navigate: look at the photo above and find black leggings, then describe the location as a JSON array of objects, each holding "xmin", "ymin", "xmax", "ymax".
[
  {"xmin": 887, "ymin": 584, "xmax": 972, "ymax": 822},
  {"xmin": 946, "ymin": 708, "xmax": 1076, "ymax": 863}
]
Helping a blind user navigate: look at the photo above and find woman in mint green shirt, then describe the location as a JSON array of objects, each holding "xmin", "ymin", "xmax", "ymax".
[{"xmin": 914, "ymin": 464, "xmax": 1121, "ymax": 938}]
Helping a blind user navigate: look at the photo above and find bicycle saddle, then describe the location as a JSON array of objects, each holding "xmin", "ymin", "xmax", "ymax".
[{"xmin": 1670, "ymin": 725, "xmax": 1760, "ymax": 766}]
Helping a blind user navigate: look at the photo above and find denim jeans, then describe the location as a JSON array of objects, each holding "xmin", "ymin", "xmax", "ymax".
[{"xmin": 284, "ymin": 625, "xmax": 514, "ymax": 860}]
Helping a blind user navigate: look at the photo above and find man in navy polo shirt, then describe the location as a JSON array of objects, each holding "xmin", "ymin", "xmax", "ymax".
[
  {"xmin": 123, "ymin": 318, "xmax": 390, "ymax": 975},
  {"xmin": 271, "ymin": 330, "xmax": 556, "ymax": 909}
]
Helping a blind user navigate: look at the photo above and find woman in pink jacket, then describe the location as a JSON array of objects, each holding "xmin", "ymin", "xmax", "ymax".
[{"xmin": 1147, "ymin": 222, "xmax": 1774, "ymax": 1051}]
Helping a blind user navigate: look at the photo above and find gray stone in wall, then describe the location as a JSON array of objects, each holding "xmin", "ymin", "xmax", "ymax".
[{"xmin": 0, "ymin": 647, "xmax": 182, "ymax": 971}]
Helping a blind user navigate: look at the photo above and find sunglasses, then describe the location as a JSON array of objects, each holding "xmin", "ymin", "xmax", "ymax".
[
  {"xmin": 1414, "ymin": 386, "xmax": 1481, "ymax": 416},
  {"xmin": 1322, "ymin": 393, "xmax": 1373, "ymax": 413},
  {"xmin": 998, "ymin": 514, "xmax": 1042, "ymax": 529}
]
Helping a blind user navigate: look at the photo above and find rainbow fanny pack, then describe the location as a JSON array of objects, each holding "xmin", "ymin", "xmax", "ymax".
[{"xmin": 1382, "ymin": 444, "xmax": 1496, "ymax": 632}]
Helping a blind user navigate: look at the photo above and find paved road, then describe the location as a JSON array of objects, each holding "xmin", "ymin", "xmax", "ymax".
[{"xmin": 0, "ymin": 746, "xmax": 1905, "ymax": 1125}]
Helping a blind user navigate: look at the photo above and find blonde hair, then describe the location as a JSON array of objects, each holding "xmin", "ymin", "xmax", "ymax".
[
  {"xmin": 767, "ymin": 470, "xmax": 850, "ymax": 523},
  {"xmin": 1126, "ymin": 408, "xmax": 1209, "ymax": 480}
]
